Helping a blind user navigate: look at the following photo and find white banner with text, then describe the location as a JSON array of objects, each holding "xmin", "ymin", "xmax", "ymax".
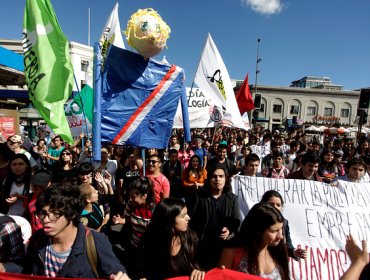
[{"xmin": 232, "ymin": 176, "xmax": 370, "ymax": 280}]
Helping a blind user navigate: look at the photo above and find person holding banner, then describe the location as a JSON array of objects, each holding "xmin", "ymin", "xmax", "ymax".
[
  {"xmin": 219, "ymin": 203, "xmax": 290, "ymax": 280},
  {"xmin": 260, "ymin": 190, "xmax": 307, "ymax": 261},
  {"xmin": 287, "ymin": 152, "xmax": 323, "ymax": 182}
]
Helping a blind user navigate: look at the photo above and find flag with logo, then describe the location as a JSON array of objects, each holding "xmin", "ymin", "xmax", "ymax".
[
  {"xmin": 194, "ymin": 33, "xmax": 247, "ymax": 130},
  {"xmin": 95, "ymin": 45, "xmax": 191, "ymax": 148},
  {"xmin": 100, "ymin": 3, "xmax": 125, "ymax": 66},
  {"xmin": 64, "ymin": 85, "xmax": 93, "ymax": 137},
  {"xmin": 23, "ymin": 0, "xmax": 73, "ymax": 143},
  {"xmin": 236, "ymin": 73, "xmax": 254, "ymax": 114}
]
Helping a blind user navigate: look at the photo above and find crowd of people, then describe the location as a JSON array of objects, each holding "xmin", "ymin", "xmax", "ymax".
[{"xmin": 0, "ymin": 126, "xmax": 369, "ymax": 280}]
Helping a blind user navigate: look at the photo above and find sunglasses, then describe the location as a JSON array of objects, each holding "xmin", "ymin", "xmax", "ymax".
[
  {"xmin": 147, "ymin": 160, "xmax": 159, "ymax": 165},
  {"xmin": 61, "ymin": 152, "xmax": 71, "ymax": 156}
]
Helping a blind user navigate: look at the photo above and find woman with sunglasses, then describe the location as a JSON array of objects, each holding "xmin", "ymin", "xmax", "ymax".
[
  {"xmin": 0, "ymin": 154, "xmax": 32, "ymax": 217},
  {"xmin": 51, "ymin": 148, "xmax": 78, "ymax": 185}
]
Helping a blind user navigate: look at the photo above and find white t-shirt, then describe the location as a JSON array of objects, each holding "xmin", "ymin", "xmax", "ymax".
[{"xmin": 8, "ymin": 182, "xmax": 25, "ymax": 216}]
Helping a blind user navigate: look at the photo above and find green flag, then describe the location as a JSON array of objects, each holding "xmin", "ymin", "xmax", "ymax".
[
  {"xmin": 73, "ymin": 85, "xmax": 93, "ymax": 123},
  {"xmin": 23, "ymin": 0, "xmax": 74, "ymax": 143}
]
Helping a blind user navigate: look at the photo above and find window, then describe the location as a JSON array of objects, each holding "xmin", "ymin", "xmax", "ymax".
[
  {"xmin": 341, "ymin": 109, "xmax": 349, "ymax": 118},
  {"xmin": 307, "ymin": 106, "xmax": 316, "ymax": 116},
  {"xmin": 324, "ymin": 108, "xmax": 333, "ymax": 116},
  {"xmin": 260, "ymin": 104, "xmax": 265, "ymax": 113},
  {"xmin": 81, "ymin": 60, "xmax": 89, "ymax": 72},
  {"xmin": 290, "ymin": 105, "xmax": 299, "ymax": 114},
  {"xmin": 273, "ymin": 104, "xmax": 282, "ymax": 113}
]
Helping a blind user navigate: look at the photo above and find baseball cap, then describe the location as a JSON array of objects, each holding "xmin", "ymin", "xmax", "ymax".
[{"xmin": 7, "ymin": 135, "xmax": 22, "ymax": 143}]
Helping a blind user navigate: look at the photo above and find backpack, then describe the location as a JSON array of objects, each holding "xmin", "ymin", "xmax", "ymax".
[{"xmin": 85, "ymin": 227, "xmax": 99, "ymax": 278}]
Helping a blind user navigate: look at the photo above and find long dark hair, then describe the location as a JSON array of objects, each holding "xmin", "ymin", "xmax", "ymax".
[
  {"xmin": 0, "ymin": 154, "xmax": 32, "ymax": 214},
  {"xmin": 238, "ymin": 202, "xmax": 289, "ymax": 280},
  {"xmin": 185, "ymin": 155, "xmax": 203, "ymax": 177},
  {"xmin": 139, "ymin": 198, "xmax": 200, "ymax": 278}
]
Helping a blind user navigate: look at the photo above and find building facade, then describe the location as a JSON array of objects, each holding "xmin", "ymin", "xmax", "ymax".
[{"xmin": 250, "ymin": 85, "xmax": 359, "ymax": 131}]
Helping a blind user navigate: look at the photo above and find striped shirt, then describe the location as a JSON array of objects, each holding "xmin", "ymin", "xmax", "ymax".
[
  {"xmin": 44, "ymin": 240, "xmax": 71, "ymax": 277},
  {"xmin": 124, "ymin": 201, "xmax": 153, "ymax": 247}
]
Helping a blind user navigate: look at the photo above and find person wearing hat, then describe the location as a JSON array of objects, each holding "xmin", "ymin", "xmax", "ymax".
[
  {"xmin": 25, "ymin": 170, "xmax": 52, "ymax": 233},
  {"xmin": 6, "ymin": 135, "xmax": 37, "ymax": 169}
]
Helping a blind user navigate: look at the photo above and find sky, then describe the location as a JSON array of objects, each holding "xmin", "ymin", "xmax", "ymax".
[{"xmin": 1, "ymin": 0, "xmax": 370, "ymax": 90}]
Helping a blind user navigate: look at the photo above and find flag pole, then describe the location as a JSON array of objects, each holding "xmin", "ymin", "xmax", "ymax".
[
  {"xmin": 88, "ymin": 7, "xmax": 91, "ymax": 46},
  {"xmin": 92, "ymin": 42, "xmax": 102, "ymax": 161}
]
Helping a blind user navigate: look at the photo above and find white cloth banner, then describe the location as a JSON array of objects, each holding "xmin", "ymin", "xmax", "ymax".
[
  {"xmin": 194, "ymin": 34, "xmax": 247, "ymax": 130},
  {"xmin": 173, "ymin": 87, "xmax": 250, "ymax": 129},
  {"xmin": 232, "ymin": 176, "xmax": 370, "ymax": 280}
]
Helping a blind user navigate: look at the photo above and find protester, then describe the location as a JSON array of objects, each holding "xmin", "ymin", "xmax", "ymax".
[
  {"xmin": 207, "ymin": 144, "xmax": 235, "ymax": 177},
  {"xmin": 139, "ymin": 198, "xmax": 205, "ymax": 280},
  {"xmin": 0, "ymin": 215, "xmax": 27, "ymax": 273},
  {"xmin": 0, "ymin": 154, "xmax": 32, "ymax": 217},
  {"xmin": 0, "ymin": 142, "xmax": 12, "ymax": 184},
  {"xmin": 46, "ymin": 135, "xmax": 65, "ymax": 165},
  {"xmin": 116, "ymin": 149, "xmax": 143, "ymax": 205},
  {"xmin": 51, "ymin": 147, "xmax": 78, "ymax": 184},
  {"xmin": 178, "ymin": 142, "xmax": 194, "ymax": 169},
  {"xmin": 182, "ymin": 155, "xmax": 207, "ymax": 200},
  {"xmin": 162, "ymin": 149, "xmax": 183, "ymax": 199},
  {"xmin": 340, "ymin": 234, "xmax": 369, "ymax": 280},
  {"xmin": 78, "ymin": 182, "xmax": 110, "ymax": 232},
  {"xmin": 219, "ymin": 202, "xmax": 289, "ymax": 280},
  {"xmin": 262, "ymin": 151, "xmax": 289, "ymax": 179},
  {"xmin": 112, "ymin": 177, "xmax": 155, "ymax": 277},
  {"xmin": 242, "ymin": 153, "xmax": 263, "ymax": 177},
  {"xmin": 235, "ymin": 145, "xmax": 251, "ymax": 172},
  {"xmin": 6, "ymin": 135, "xmax": 37, "ymax": 169},
  {"xmin": 26, "ymin": 170, "xmax": 52, "ymax": 233},
  {"xmin": 189, "ymin": 165, "xmax": 240, "ymax": 270},
  {"xmin": 24, "ymin": 184, "xmax": 129, "ymax": 279},
  {"xmin": 336, "ymin": 158, "xmax": 366, "ymax": 183},
  {"xmin": 93, "ymin": 146, "xmax": 117, "ymax": 190},
  {"xmin": 147, "ymin": 154, "xmax": 170, "ymax": 204},
  {"xmin": 318, "ymin": 149, "xmax": 339, "ymax": 183},
  {"xmin": 260, "ymin": 190, "xmax": 307, "ymax": 261},
  {"xmin": 287, "ymin": 151, "xmax": 323, "ymax": 181},
  {"xmin": 193, "ymin": 138, "xmax": 208, "ymax": 169}
]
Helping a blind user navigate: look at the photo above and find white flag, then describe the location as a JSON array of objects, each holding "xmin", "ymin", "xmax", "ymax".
[
  {"xmin": 100, "ymin": 3, "xmax": 125, "ymax": 59},
  {"xmin": 194, "ymin": 34, "xmax": 247, "ymax": 130}
]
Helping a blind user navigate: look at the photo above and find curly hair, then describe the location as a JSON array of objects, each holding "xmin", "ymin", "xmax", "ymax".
[{"xmin": 36, "ymin": 184, "xmax": 84, "ymax": 227}]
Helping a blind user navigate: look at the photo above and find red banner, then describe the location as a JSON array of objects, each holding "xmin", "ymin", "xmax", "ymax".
[{"xmin": 167, "ymin": 268, "xmax": 266, "ymax": 280}]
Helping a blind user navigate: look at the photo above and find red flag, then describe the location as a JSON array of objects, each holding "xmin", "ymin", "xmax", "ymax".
[{"xmin": 236, "ymin": 74, "xmax": 254, "ymax": 114}]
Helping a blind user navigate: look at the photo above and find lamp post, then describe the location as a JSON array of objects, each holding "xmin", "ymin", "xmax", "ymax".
[{"xmin": 253, "ymin": 38, "xmax": 262, "ymax": 130}]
